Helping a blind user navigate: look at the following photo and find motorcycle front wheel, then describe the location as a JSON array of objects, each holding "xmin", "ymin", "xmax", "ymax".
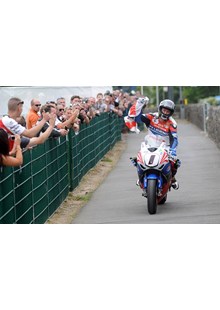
[{"xmin": 147, "ymin": 179, "xmax": 157, "ymax": 214}]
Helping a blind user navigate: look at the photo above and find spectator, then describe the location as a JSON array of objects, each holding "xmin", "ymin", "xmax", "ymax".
[
  {"xmin": 38, "ymin": 104, "xmax": 68, "ymax": 138},
  {"xmin": 0, "ymin": 129, "xmax": 23, "ymax": 167},
  {"xmin": 94, "ymin": 93, "xmax": 107, "ymax": 113},
  {"xmin": 129, "ymin": 91, "xmax": 138, "ymax": 104},
  {"xmin": 104, "ymin": 90, "xmax": 111, "ymax": 96},
  {"xmin": 70, "ymin": 95, "xmax": 81, "ymax": 107},
  {"xmin": 56, "ymin": 97, "xmax": 66, "ymax": 108},
  {"xmin": 121, "ymin": 96, "xmax": 132, "ymax": 133},
  {"xmin": 104, "ymin": 93, "xmax": 112, "ymax": 112},
  {"xmin": 46, "ymin": 101, "xmax": 57, "ymax": 108},
  {"xmin": 56, "ymin": 104, "xmax": 79, "ymax": 129},
  {"xmin": 26, "ymin": 99, "xmax": 41, "ymax": 129},
  {"xmin": 118, "ymin": 89, "xmax": 125, "ymax": 102},
  {"xmin": 65, "ymin": 107, "xmax": 75, "ymax": 120},
  {"xmin": 120, "ymin": 93, "xmax": 132, "ymax": 113},
  {"xmin": 72, "ymin": 103, "xmax": 90, "ymax": 124},
  {"xmin": 26, "ymin": 115, "xmax": 56, "ymax": 149},
  {"xmin": 56, "ymin": 104, "xmax": 66, "ymax": 123},
  {"xmin": 78, "ymin": 108, "xmax": 90, "ymax": 124},
  {"xmin": 15, "ymin": 114, "xmax": 57, "ymax": 151},
  {"xmin": 0, "ymin": 97, "xmax": 51, "ymax": 151},
  {"xmin": 135, "ymin": 90, "xmax": 142, "ymax": 97},
  {"xmin": 121, "ymin": 97, "xmax": 130, "ymax": 116},
  {"xmin": 83, "ymin": 97, "xmax": 97, "ymax": 119},
  {"xmin": 16, "ymin": 115, "xmax": 26, "ymax": 127},
  {"xmin": 64, "ymin": 107, "xmax": 80, "ymax": 134},
  {"xmin": 112, "ymin": 101, "xmax": 123, "ymax": 117},
  {"xmin": 104, "ymin": 93, "xmax": 123, "ymax": 116},
  {"xmin": 123, "ymin": 92, "xmax": 130, "ymax": 101},
  {"xmin": 113, "ymin": 90, "xmax": 120, "ymax": 104}
]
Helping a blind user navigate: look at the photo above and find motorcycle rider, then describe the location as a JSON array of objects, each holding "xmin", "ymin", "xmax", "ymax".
[{"xmin": 131, "ymin": 98, "xmax": 181, "ymax": 191}]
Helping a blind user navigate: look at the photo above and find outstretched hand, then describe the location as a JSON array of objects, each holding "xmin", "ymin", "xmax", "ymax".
[
  {"xmin": 137, "ymin": 97, "xmax": 149, "ymax": 105},
  {"xmin": 9, "ymin": 134, "xmax": 21, "ymax": 155},
  {"xmin": 49, "ymin": 114, "xmax": 56, "ymax": 127}
]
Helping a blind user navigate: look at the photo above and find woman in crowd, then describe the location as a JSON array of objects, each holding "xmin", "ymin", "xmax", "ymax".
[{"xmin": 0, "ymin": 129, "xmax": 23, "ymax": 167}]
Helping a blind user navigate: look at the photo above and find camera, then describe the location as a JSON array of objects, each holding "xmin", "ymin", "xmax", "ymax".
[
  {"xmin": 82, "ymin": 97, "xmax": 88, "ymax": 104},
  {"xmin": 109, "ymin": 104, "xmax": 114, "ymax": 111}
]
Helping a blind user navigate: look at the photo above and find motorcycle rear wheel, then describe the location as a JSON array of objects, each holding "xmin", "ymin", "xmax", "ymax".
[{"xmin": 147, "ymin": 179, "xmax": 157, "ymax": 214}]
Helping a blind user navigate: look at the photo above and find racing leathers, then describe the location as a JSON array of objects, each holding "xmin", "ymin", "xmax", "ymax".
[
  {"xmin": 141, "ymin": 112, "xmax": 178, "ymax": 156},
  {"xmin": 136, "ymin": 112, "xmax": 180, "ymax": 187}
]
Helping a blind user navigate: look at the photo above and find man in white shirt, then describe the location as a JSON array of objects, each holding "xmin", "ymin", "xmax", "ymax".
[{"xmin": 0, "ymin": 97, "xmax": 53, "ymax": 151}]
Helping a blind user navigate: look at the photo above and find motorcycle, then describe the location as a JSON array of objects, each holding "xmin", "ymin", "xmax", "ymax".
[{"xmin": 135, "ymin": 135, "xmax": 175, "ymax": 215}]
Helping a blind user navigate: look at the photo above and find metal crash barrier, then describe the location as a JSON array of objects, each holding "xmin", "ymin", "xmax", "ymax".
[{"xmin": 0, "ymin": 113, "xmax": 122, "ymax": 224}]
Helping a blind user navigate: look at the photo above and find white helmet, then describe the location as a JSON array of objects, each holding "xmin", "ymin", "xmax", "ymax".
[{"xmin": 158, "ymin": 99, "xmax": 175, "ymax": 120}]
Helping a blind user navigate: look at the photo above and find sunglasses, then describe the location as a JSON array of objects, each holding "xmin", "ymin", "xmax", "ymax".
[
  {"xmin": 35, "ymin": 104, "xmax": 41, "ymax": 107},
  {"xmin": 59, "ymin": 108, "xmax": 64, "ymax": 112},
  {"xmin": 17, "ymin": 101, "xmax": 24, "ymax": 105}
]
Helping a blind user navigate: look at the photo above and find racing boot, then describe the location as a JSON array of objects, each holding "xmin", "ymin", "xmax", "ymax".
[
  {"xmin": 142, "ymin": 189, "xmax": 147, "ymax": 197},
  {"xmin": 136, "ymin": 177, "xmax": 144, "ymax": 188},
  {"xmin": 171, "ymin": 177, "xmax": 179, "ymax": 190}
]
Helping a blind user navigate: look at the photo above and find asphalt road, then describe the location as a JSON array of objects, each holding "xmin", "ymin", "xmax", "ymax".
[{"xmin": 72, "ymin": 120, "xmax": 220, "ymax": 223}]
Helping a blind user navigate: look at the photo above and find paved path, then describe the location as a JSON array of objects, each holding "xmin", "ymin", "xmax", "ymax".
[{"xmin": 72, "ymin": 120, "xmax": 220, "ymax": 223}]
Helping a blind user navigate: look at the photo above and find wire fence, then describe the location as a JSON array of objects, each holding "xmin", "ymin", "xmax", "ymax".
[{"xmin": 0, "ymin": 113, "xmax": 122, "ymax": 224}]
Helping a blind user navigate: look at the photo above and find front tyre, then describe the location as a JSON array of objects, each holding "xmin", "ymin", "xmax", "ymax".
[{"xmin": 147, "ymin": 179, "xmax": 157, "ymax": 214}]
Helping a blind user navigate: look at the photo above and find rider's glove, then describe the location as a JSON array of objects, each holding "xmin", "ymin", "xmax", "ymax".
[
  {"xmin": 130, "ymin": 157, "xmax": 137, "ymax": 167},
  {"xmin": 168, "ymin": 148, "xmax": 177, "ymax": 161},
  {"xmin": 169, "ymin": 148, "xmax": 177, "ymax": 157},
  {"xmin": 137, "ymin": 97, "xmax": 149, "ymax": 106},
  {"xmin": 175, "ymin": 158, "xmax": 181, "ymax": 168}
]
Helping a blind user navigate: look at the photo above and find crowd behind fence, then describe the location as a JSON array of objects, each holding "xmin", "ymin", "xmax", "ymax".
[
  {"xmin": 0, "ymin": 113, "xmax": 122, "ymax": 224},
  {"xmin": 0, "ymin": 88, "xmax": 148, "ymax": 223}
]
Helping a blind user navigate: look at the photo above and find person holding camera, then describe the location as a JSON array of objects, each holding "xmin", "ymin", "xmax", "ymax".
[
  {"xmin": 104, "ymin": 93, "xmax": 123, "ymax": 116},
  {"xmin": 0, "ymin": 97, "xmax": 53, "ymax": 151},
  {"xmin": 71, "ymin": 103, "xmax": 90, "ymax": 125},
  {"xmin": 0, "ymin": 129, "xmax": 23, "ymax": 167},
  {"xmin": 84, "ymin": 97, "xmax": 97, "ymax": 119},
  {"xmin": 70, "ymin": 95, "xmax": 81, "ymax": 107},
  {"xmin": 64, "ymin": 107, "xmax": 80, "ymax": 134},
  {"xmin": 55, "ymin": 104, "xmax": 79, "ymax": 130},
  {"xmin": 37, "ymin": 104, "xmax": 68, "ymax": 138}
]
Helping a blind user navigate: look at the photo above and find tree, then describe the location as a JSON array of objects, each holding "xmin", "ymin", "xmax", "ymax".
[{"xmin": 183, "ymin": 86, "xmax": 220, "ymax": 103}]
